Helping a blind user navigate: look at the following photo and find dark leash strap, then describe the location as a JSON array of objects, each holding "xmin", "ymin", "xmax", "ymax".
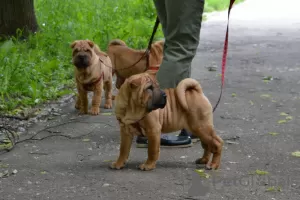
[
  {"xmin": 116, "ymin": 17, "xmax": 160, "ymax": 72},
  {"xmin": 81, "ymin": 71, "xmax": 104, "ymax": 91},
  {"xmin": 212, "ymin": 0, "xmax": 235, "ymax": 112},
  {"xmin": 145, "ymin": 16, "xmax": 160, "ymax": 70}
]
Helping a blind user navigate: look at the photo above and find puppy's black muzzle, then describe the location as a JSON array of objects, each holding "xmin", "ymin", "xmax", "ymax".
[
  {"xmin": 74, "ymin": 54, "xmax": 90, "ymax": 68},
  {"xmin": 147, "ymin": 88, "xmax": 167, "ymax": 112}
]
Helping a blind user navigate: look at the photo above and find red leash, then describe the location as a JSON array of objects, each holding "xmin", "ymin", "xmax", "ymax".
[{"xmin": 213, "ymin": 0, "xmax": 235, "ymax": 112}]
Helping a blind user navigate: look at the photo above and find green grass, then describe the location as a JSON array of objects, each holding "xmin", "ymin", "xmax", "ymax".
[
  {"xmin": 204, "ymin": 0, "xmax": 244, "ymax": 12},
  {"xmin": 0, "ymin": 0, "xmax": 244, "ymax": 114}
]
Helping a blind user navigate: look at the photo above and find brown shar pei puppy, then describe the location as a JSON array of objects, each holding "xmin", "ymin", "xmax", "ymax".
[
  {"xmin": 107, "ymin": 39, "xmax": 164, "ymax": 90},
  {"xmin": 110, "ymin": 71, "xmax": 223, "ymax": 171},
  {"xmin": 71, "ymin": 40, "xmax": 113, "ymax": 115}
]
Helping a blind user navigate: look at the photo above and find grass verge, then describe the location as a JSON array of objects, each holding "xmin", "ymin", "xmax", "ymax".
[{"xmin": 0, "ymin": 0, "xmax": 244, "ymax": 114}]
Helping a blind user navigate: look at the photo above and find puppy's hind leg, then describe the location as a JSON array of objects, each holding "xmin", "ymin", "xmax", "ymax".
[
  {"xmin": 104, "ymin": 80, "xmax": 113, "ymax": 109},
  {"xmin": 209, "ymin": 133, "xmax": 223, "ymax": 170},
  {"xmin": 195, "ymin": 140, "xmax": 211, "ymax": 166},
  {"xmin": 192, "ymin": 125, "xmax": 223, "ymax": 170}
]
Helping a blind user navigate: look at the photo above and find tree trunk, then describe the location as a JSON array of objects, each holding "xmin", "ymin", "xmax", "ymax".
[{"xmin": 0, "ymin": 0, "xmax": 38, "ymax": 39}]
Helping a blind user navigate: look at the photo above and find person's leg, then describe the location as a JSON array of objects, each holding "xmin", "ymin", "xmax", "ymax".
[
  {"xmin": 157, "ymin": 0, "xmax": 205, "ymax": 89},
  {"xmin": 153, "ymin": 0, "xmax": 167, "ymax": 36},
  {"xmin": 136, "ymin": 0, "xmax": 205, "ymax": 148},
  {"xmin": 158, "ymin": 0, "xmax": 205, "ymax": 141}
]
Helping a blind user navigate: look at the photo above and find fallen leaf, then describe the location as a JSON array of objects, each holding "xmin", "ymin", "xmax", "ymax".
[
  {"xmin": 249, "ymin": 100, "xmax": 254, "ymax": 105},
  {"xmin": 268, "ymin": 132, "xmax": 279, "ymax": 136},
  {"xmin": 255, "ymin": 170, "xmax": 269, "ymax": 175},
  {"xmin": 102, "ymin": 183, "xmax": 110, "ymax": 187},
  {"xmin": 260, "ymin": 94, "xmax": 271, "ymax": 99},
  {"xmin": 280, "ymin": 112, "xmax": 289, "ymax": 116},
  {"xmin": 102, "ymin": 112, "xmax": 112, "ymax": 116},
  {"xmin": 0, "ymin": 140, "xmax": 13, "ymax": 151},
  {"xmin": 0, "ymin": 170, "xmax": 9, "ymax": 178},
  {"xmin": 263, "ymin": 76, "xmax": 273, "ymax": 81},
  {"xmin": 271, "ymin": 100, "xmax": 277, "ymax": 102},
  {"xmin": 266, "ymin": 186, "xmax": 282, "ymax": 192},
  {"xmin": 195, "ymin": 169, "xmax": 210, "ymax": 179},
  {"xmin": 82, "ymin": 138, "xmax": 90, "ymax": 142},
  {"xmin": 286, "ymin": 116, "xmax": 293, "ymax": 120},
  {"xmin": 232, "ymin": 93, "xmax": 236, "ymax": 97},
  {"xmin": 226, "ymin": 141, "xmax": 239, "ymax": 145},
  {"xmin": 277, "ymin": 120, "xmax": 287, "ymax": 124},
  {"xmin": 266, "ymin": 187, "xmax": 276, "ymax": 192},
  {"xmin": 40, "ymin": 171, "xmax": 47, "ymax": 175},
  {"xmin": 291, "ymin": 151, "xmax": 300, "ymax": 157},
  {"xmin": 0, "ymin": 164, "xmax": 9, "ymax": 168}
]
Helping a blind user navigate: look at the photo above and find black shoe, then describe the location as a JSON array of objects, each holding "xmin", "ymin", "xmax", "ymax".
[
  {"xmin": 178, "ymin": 129, "xmax": 200, "ymax": 143},
  {"xmin": 136, "ymin": 135, "xmax": 192, "ymax": 148}
]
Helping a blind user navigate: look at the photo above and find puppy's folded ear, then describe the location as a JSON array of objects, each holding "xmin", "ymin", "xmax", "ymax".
[
  {"xmin": 70, "ymin": 41, "xmax": 78, "ymax": 48},
  {"xmin": 129, "ymin": 77, "xmax": 142, "ymax": 89},
  {"xmin": 87, "ymin": 40, "xmax": 94, "ymax": 48},
  {"xmin": 114, "ymin": 80, "xmax": 130, "ymax": 119}
]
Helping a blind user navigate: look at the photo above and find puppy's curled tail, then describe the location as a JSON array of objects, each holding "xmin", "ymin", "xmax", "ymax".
[
  {"xmin": 175, "ymin": 78, "xmax": 203, "ymax": 111},
  {"xmin": 109, "ymin": 39, "xmax": 126, "ymax": 46}
]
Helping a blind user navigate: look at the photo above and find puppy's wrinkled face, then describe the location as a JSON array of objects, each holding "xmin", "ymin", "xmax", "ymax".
[
  {"xmin": 115, "ymin": 72, "xmax": 167, "ymax": 125},
  {"xmin": 70, "ymin": 40, "xmax": 95, "ymax": 68},
  {"xmin": 128, "ymin": 73, "xmax": 167, "ymax": 113}
]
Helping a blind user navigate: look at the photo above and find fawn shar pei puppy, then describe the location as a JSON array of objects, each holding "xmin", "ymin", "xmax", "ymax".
[
  {"xmin": 71, "ymin": 40, "xmax": 113, "ymax": 115},
  {"xmin": 110, "ymin": 71, "xmax": 223, "ymax": 171},
  {"xmin": 107, "ymin": 39, "xmax": 164, "ymax": 90}
]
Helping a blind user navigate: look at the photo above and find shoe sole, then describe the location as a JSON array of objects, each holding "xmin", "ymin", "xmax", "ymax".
[
  {"xmin": 176, "ymin": 134, "xmax": 200, "ymax": 143},
  {"xmin": 136, "ymin": 143, "xmax": 193, "ymax": 148},
  {"xmin": 192, "ymin": 138, "xmax": 200, "ymax": 143}
]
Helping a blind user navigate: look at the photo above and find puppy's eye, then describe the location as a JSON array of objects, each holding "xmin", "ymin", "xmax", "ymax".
[{"xmin": 146, "ymin": 85, "xmax": 153, "ymax": 91}]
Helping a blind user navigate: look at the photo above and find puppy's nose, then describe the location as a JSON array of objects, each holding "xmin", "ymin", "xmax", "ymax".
[
  {"xmin": 160, "ymin": 90, "xmax": 167, "ymax": 99},
  {"xmin": 78, "ymin": 55, "xmax": 85, "ymax": 60}
]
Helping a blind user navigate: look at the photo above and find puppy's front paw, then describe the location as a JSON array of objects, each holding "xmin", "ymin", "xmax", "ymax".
[
  {"xmin": 104, "ymin": 103, "xmax": 112, "ymax": 109},
  {"xmin": 110, "ymin": 162, "xmax": 125, "ymax": 170},
  {"xmin": 195, "ymin": 157, "xmax": 209, "ymax": 165},
  {"xmin": 79, "ymin": 109, "xmax": 88, "ymax": 115},
  {"xmin": 139, "ymin": 163, "xmax": 156, "ymax": 171},
  {"xmin": 75, "ymin": 104, "xmax": 80, "ymax": 110},
  {"xmin": 104, "ymin": 100, "xmax": 112, "ymax": 109},
  {"xmin": 90, "ymin": 107, "xmax": 100, "ymax": 115},
  {"xmin": 205, "ymin": 162, "xmax": 220, "ymax": 170}
]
